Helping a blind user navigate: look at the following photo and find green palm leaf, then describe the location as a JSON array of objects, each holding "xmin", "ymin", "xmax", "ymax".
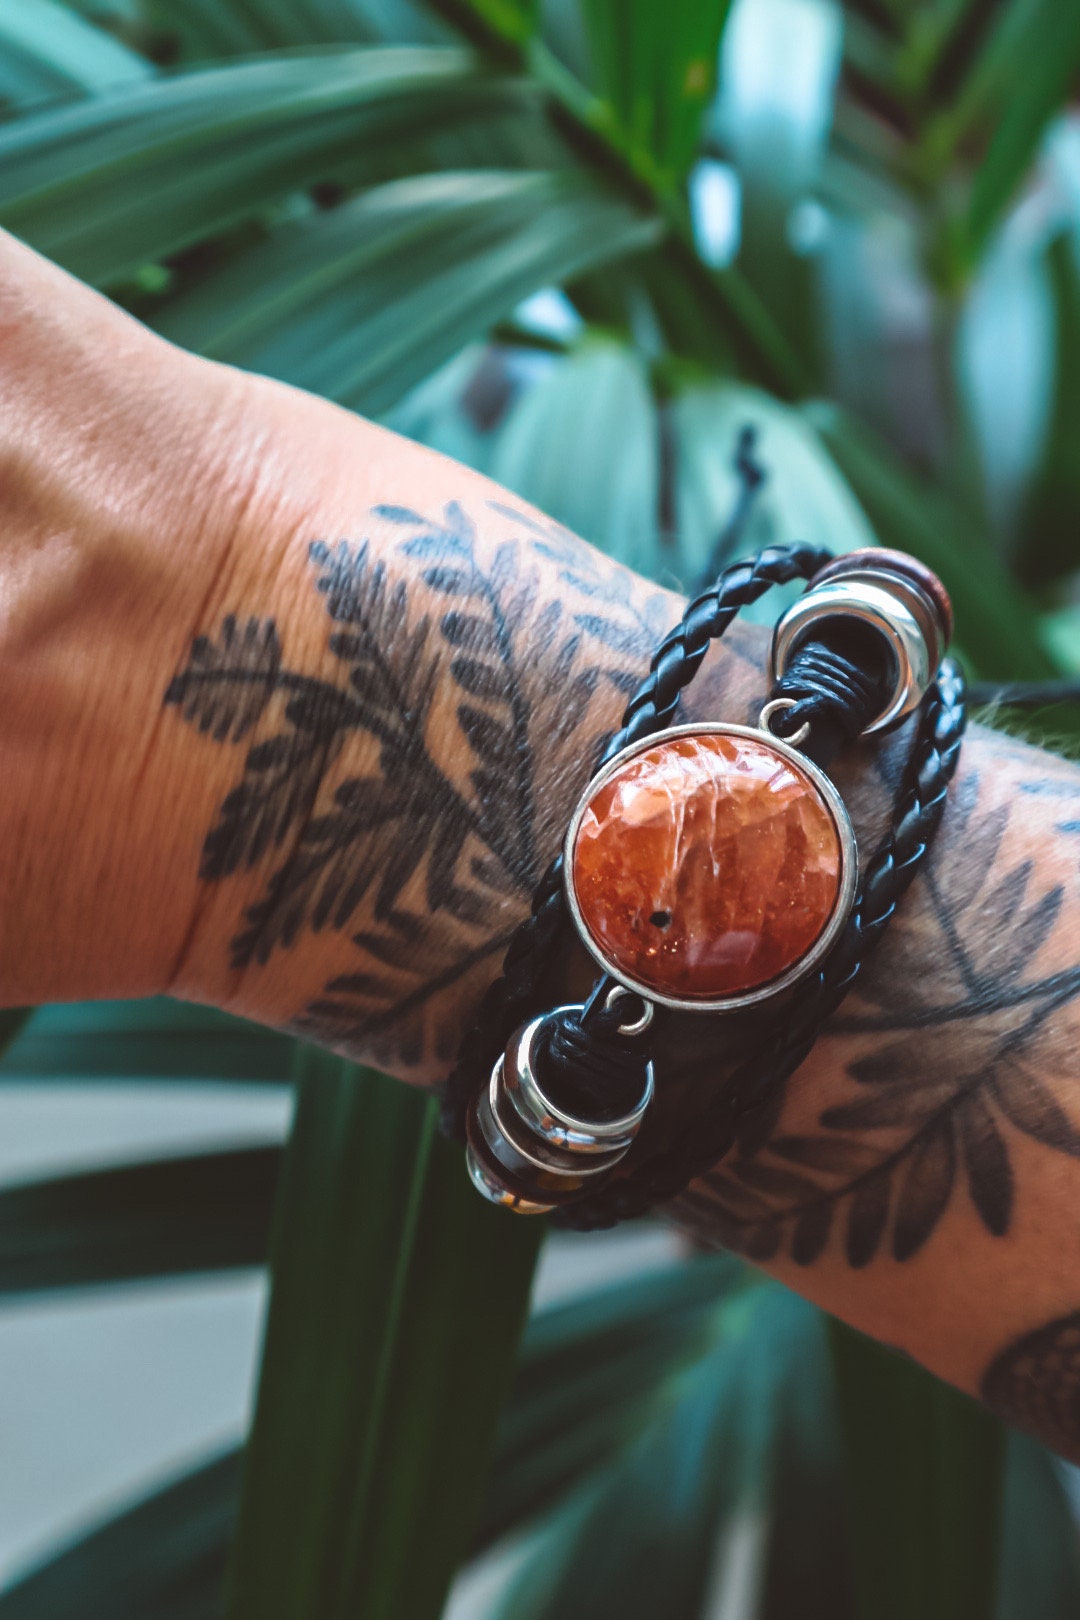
[
  {"xmin": 581, "ymin": 0, "xmax": 732, "ymax": 180},
  {"xmin": 952, "ymin": 0, "xmax": 1080, "ymax": 270},
  {"xmin": 461, "ymin": 0, "xmax": 538, "ymax": 46},
  {"xmin": 489, "ymin": 338, "xmax": 660, "ymax": 573},
  {"xmin": 3, "ymin": 1269, "xmax": 1076, "ymax": 1620},
  {"xmin": 154, "ymin": 170, "xmax": 661, "ymax": 414},
  {"xmin": 0, "ymin": 1000, "xmax": 291, "ymax": 1083},
  {"xmin": 479, "ymin": 1252, "xmax": 745, "ymax": 1549},
  {"xmin": 0, "ymin": 1146, "xmax": 279, "ymax": 1295},
  {"xmin": 809, "ymin": 404, "xmax": 1059, "ymax": 679},
  {"xmin": 0, "ymin": 46, "xmax": 537, "ymax": 284},
  {"xmin": 0, "ymin": 1448, "xmax": 238, "ymax": 1620},
  {"xmin": 226, "ymin": 1046, "xmax": 541, "ymax": 1620},
  {"xmin": 495, "ymin": 1285, "xmax": 835, "ymax": 1620},
  {"xmin": 0, "ymin": 0, "xmax": 150, "ymax": 110}
]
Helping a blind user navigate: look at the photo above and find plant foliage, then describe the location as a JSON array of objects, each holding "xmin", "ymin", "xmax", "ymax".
[{"xmin": 2, "ymin": 0, "xmax": 1080, "ymax": 1615}]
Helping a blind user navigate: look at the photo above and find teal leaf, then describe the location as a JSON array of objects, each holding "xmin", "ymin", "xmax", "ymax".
[
  {"xmin": 809, "ymin": 403, "xmax": 1058, "ymax": 679},
  {"xmin": 0, "ymin": 999, "xmax": 292, "ymax": 1083},
  {"xmin": 137, "ymin": 0, "xmax": 446, "ymax": 57},
  {"xmin": 490, "ymin": 340, "xmax": 660, "ymax": 574},
  {"xmin": 713, "ymin": 0, "xmax": 842, "ymax": 370},
  {"xmin": 0, "ymin": 1146, "xmax": 279, "ymax": 1296},
  {"xmin": 226, "ymin": 1046, "xmax": 541, "ymax": 1620},
  {"xmin": 997, "ymin": 1433, "xmax": 1080, "ymax": 1618},
  {"xmin": 0, "ymin": 1448, "xmax": 239, "ymax": 1620},
  {"xmin": 0, "ymin": 0, "xmax": 150, "ymax": 112},
  {"xmin": 155, "ymin": 170, "xmax": 661, "ymax": 415},
  {"xmin": 956, "ymin": 214, "xmax": 1055, "ymax": 539},
  {"xmin": 0, "ymin": 47, "xmax": 538, "ymax": 285}
]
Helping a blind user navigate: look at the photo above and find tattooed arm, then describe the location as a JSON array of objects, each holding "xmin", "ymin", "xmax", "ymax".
[{"xmin": 4, "ymin": 231, "xmax": 1080, "ymax": 1461}]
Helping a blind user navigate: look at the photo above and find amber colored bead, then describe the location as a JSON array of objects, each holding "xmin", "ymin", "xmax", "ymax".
[{"xmin": 569, "ymin": 732, "xmax": 843, "ymax": 1002}]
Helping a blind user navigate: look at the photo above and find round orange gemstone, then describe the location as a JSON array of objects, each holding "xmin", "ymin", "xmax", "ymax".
[{"xmin": 568, "ymin": 731, "xmax": 844, "ymax": 1003}]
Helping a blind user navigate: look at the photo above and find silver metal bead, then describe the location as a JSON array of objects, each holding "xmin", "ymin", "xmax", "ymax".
[
  {"xmin": 464, "ymin": 1007, "xmax": 654, "ymax": 1215},
  {"xmin": 769, "ymin": 564, "xmax": 948, "ymax": 734}
]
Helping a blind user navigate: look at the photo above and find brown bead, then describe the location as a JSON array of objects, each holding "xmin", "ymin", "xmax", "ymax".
[
  {"xmin": 809, "ymin": 548, "xmax": 953, "ymax": 645},
  {"xmin": 568, "ymin": 732, "xmax": 843, "ymax": 1003}
]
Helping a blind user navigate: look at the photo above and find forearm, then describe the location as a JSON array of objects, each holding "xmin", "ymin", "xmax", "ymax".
[
  {"xmin": 4, "ymin": 232, "xmax": 1080, "ymax": 1463},
  {"xmin": 174, "ymin": 434, "xmax": 1080, "ymax": 1467},
  {"xmin": 676, "ymin": 729, "xmax": 1080, "ymax": 1461}
]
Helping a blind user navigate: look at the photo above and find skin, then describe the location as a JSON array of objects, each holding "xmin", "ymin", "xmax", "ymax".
[{"xmin": 3, "ymin": 230, "xmax": 1080, "ymax": 1460}]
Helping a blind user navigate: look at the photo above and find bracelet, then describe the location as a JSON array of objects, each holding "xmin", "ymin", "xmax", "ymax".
[{"xmin": 445, "ymin": 542, "xmax": 966, "ymax": 1225}]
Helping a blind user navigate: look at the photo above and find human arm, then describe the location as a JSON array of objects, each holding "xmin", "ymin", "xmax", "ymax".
[{"xmin": 3, "ymin": 229, "xmax": 1080, "ymax": 1458}]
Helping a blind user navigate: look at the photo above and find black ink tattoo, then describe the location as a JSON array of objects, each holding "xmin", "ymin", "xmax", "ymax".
[
  {"xmin": 677, "ymin": 768, "xmax": 1080, "ymax": 1268},
  {"xmin": 165, "ymin": 500, "xmax": 668, "ymax": 1068},
  {"xmin": 981, "ymin": 1309, "xmax": 1080, "ymax": 1462},
  {"xmin": 168, "ymin": 505, "xmax": 1080, "ymax": 1262}
]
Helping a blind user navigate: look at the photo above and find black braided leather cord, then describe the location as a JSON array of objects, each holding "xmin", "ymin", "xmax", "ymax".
[
  {"xmin": 515, "ymin": 629, "xmax": 894, "ymax": 1179},
  {"xmin": 769, "ymin": 633, "xmax": 892, "ymax": 764},
  {"xmin": 535, "ymin": 1006, "xmax": 651, "ymax": 1121},
  {"xmin": 554, "ymin": 658, "xmax": 967, "ymax": 1229},
  {"xmin": 441, "ymin": 541, "xmax": 832, "ymax": 1141}
]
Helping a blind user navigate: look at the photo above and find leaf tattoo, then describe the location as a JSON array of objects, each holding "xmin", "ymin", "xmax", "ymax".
[
  {"xmin": 165, "ymin": 615, "xmax": 282, "ymax": 744},
  {"xmin": 165, "ymin": 500, "xmax": 668, "ymax": 1068},
  {"xmin": 679, "ymin": 771, "xmax": 1080, "ymax": 1269},
  {"xmin": 981, "ymin": 1309, "xmax": 1080, "ymax": 1462}
]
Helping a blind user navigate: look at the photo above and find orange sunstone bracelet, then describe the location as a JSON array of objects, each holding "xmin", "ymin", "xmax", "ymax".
[{"xmin": 447, "ymin": 537, "xmax": 962, "ymax": 1225}]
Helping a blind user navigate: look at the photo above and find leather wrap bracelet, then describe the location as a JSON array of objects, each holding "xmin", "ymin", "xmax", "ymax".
[{"xmin": 444, "ymin": 535, "xmax": 966, "ymax": 1227}]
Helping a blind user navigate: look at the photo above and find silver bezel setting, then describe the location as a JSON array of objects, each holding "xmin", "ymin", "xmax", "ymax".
[{"xmin": 563, "ymin": 722, "xmax": 859, "ymax": 1014}]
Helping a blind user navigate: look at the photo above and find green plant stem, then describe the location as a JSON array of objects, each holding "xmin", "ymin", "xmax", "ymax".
[{"xmin": 427, "ymin": 0, "xmax": 809, "ymax": 396}]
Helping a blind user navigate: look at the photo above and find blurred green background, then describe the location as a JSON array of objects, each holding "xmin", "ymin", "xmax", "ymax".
[{"xmin": 0, "ymin": 0, "xmax": 1078, "ymax": 1615}]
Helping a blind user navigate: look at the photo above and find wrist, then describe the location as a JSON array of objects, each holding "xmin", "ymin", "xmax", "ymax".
[
  {"xmin": 161, "ymin": 409, "xmax": 907, "ymax": 1083},
  {"xmin": 157, "ymin": 409, "xmax": 688, "ymax": 1070},
  {"xmin": 0, "ymin": 247, "xmax": 276, "ymax": 1004}
]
